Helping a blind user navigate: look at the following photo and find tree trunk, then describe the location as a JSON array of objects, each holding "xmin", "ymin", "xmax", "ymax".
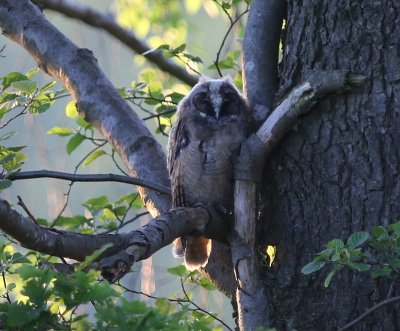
[{"xmin": 261, "ymin": 0, "xmax": 400, "ymax": 329}]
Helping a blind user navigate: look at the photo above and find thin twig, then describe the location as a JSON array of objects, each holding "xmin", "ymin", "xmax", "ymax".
[
  {"xmin": 100, "ymin": 211, "xmax": 149, "ymax": 235},
  {"xmin": 213, "ymin": 2, "xmax": 249, "ymax": 77},
  {"xmin": 54, "ymin": 141, "xmax": 108, "ymax": 222},
  {"xmin": 17, "ymin": 195, "xmax": 39, "ymax": 224},
  {"xmin": 1, "ymin": 272, "xmax": 11, "ymax": 304},
  {"xmin": 180, "ymin": 278, "xmax": 233, "ymax": 331},
  {"xmin": 338, "ymin": 295, "xmax": 400, "ymax": 331},
  {"xmin": 7, "ymin": 170, "xmax": 171, "ymax": 195}
]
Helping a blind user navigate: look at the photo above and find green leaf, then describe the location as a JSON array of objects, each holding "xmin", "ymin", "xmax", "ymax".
[
  {"xmin": 112, "ymin": 206, "xmax": 127, "ymax": 217},
  {"xmin": 76, "ymin": 116, "xmax": 92, "ymax": 130},
  {"xmin": 222, "ymin": 2, "xmax": 232, "ymax": 9},
  {"xmin": 0, "ymin": 131, "xmax": 16, "ymax": 141},
  {"xmin": 66, "ymin": 100, "xmax": 79, "ymax": 118},
  {"xmin": 77, "ymin": 243, "xmax": 113, "ymax": 271},
  {"xmin": 173, "ymin": 43, "xmax": 186, "ymax": 53},
  {"xmin": 11, "ymin": 80, "xmax": 37, "ymax": 94},
  {"xmin": 1, "ymin": 72, "xmax": 28, "ymax": 89},
  {"xmin": 167, "ymin": 265, "xmax": 187, "ymax": 276},
  {"xmin": 5, "ymin": 303, "xmax": 41, "ymax": 328},
  {"xmin": 389, "ymin": 222, "xmax": 400, "ymax": 236},
  {"xmin": 83, "ymin": 149, "xmax": 106, "ymax": 166},
  {"xmin": 0, "ymin": 92, "xmax": 18, "ymax": 103},
  {"xmin": 386, "ymin": 255, "xmax": 400, "ymax": 269},
  {"xmin": 324, "ymin": 270, "xmax": 336, "ymax": 287},
  {"xmin": 168, "ymin": 92, "xmax": 185, "ymax": 103},
  {"xmin": 347, "ymin": 231, "xmax": 370, "ymax": 249},
  {"xmin": 66, "ymin": 133, "xmax": 86, "ymax": 154},
  {"xmin": 54, "ymin": 215, "xmax": 89, "ymax": 228},
  {"xmin": 372, "ymin": 226, "xmax": 387, "ymax": 238},
  {"xmin": 83, "ymin": 196, "xmax": 110, "ymax": 213},
  {"xmin": 327, "ymin": 239, "xmax": 344, "ymax": 250},
  {"xmin": 347, "ymin": 261, "xmax": 371, "ymax": 272},
  {"xmin": 197, "ymin": 276, "xmax": 216, "ymax": 291},
  {"xmin": 47, "ymin": 127, "xmax": 73, "ymax": 136},
  {"xmin": 16, "ymin": 265, "xmax": 47, "ymax": 280},
  {"xmin": 40, "ymin": 81, "xmax": 57, "ymax": 92},
  {"xmin": 301, "ymin": 261, "xmax": 326, "ymax": 274},
  {"xmin": 0, "ymin": 179, "xmax": 12, "ymax": 190},
  {"xmin": 371, "ymin": 266, "xmax": 391, "ymax": 278},
  {"xmin": 25, "ymin": 67, "xmax": 40, "ymax": 79}
]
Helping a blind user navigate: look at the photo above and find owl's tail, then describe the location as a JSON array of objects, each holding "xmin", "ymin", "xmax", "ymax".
[{"xmin": 184, "ymin": 236, "xmax": 212, "ymax": 271}]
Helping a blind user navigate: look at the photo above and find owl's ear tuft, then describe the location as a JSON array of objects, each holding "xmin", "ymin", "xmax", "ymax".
[
  {"xmin": 198, "ymin": 76, "xmax": 211, "ymax": 84},
  {"xmin": 221, "ymin": 75, "xmax": 233, "ymax": 84}
]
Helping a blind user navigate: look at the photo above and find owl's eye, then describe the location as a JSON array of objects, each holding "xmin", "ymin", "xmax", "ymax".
[
  {"xmin": 220, "ymin": 91, "xmax": 238, "ymax": 117},
  {"xmin": 193, "ymin": 92, "xmax": 213, "ymax": 116}
]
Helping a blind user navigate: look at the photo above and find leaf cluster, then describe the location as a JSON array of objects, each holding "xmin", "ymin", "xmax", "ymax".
[
  {"xmin": 0, "ymin": 242, "xmax": 223, "ymax": 330},
  {"xmin": 302, "ymin": 222, "xmax": 400, "ymax": 287}
]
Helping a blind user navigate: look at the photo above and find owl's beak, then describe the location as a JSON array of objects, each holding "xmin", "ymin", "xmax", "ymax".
[{"xmin": 214, "ymin": 108, "xmax": 221, "ymax": 120}]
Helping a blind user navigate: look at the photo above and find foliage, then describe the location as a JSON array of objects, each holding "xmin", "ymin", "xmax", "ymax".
[
  {"xmin": 0, "ymin": 241, "xmax": 221, "ymax": 330},
  {"xmin": 302, "ymin": 221, "xmax": 400, "ymax": 287}
]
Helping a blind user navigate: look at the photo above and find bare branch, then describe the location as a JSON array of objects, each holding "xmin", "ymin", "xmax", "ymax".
[
  {"xmin": 8, "ymin": 170, "xmax": 171, "ymax": 195},
  {"xmin": 0, "ymin": 0, "xmax": 172, "ymax": 216},
  {"xmin": 242, "ymin": 0, "xmax": 286, "ymax": 122},
  {"xmin": 32, "ymin": 0, "xmax": 198, "ymax": 86},
  {"xmin": 338, "ymin": 295, "xmax": 400, "ymax": 331}
]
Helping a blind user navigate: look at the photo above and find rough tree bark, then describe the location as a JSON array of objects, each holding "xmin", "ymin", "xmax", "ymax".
[{"xmin": 261, "ymin": 0, "xmax": 400, "ymax": 330}]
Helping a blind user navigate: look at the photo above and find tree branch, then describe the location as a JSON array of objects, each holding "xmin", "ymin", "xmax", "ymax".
[
  {"xmin": 7, "ymin": 170, "xmax": 171, "ymax": 195},
  {"xmin": 32, "ymin": 0, "xmax": 198, "ymax": 87},
  {"xmin": 0, "ymin": 198, "xmax": 225, "ymax": 282},
  {"xmin": 338, "ymin": 295, "xmax": 400, "ymax": 331},
  {"xmin": 242, "ymin": 0, "xmax": 286, "ymax": 122},
  {"xmin": 232, "ymin": 70, "xmax": 366, "ymax": 330},
  {"xmin": 0, "ymin": 0, "xmax": 171, "ymax": 217}
]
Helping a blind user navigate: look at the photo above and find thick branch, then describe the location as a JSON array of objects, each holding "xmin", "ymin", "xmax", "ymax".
[
  {"xmin": 32, "ymin": 0, "xmax": 198, "ymax": 87},
  {"xmin": 8, "ymin": 170, "xmax": 171, "ymax": 195},
  {"xmin": 232, "ymin": 70, "xmax": 366, "ymax": 331},
  {"xmin": 242, "ymin": 0, "xmax": 286, "ymax": 122},
  {"xmin": 0, "ymin": 199, "xmax": 130, "ymax": 261},
  {"xmin": 0, "ymin": 198, "xmax": 225, "ymax": 282},
  {"xmin": 0, "ymin": 0, "xmax": 171, "ymax": 216}
]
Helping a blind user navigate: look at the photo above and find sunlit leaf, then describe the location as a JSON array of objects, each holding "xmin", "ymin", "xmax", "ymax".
[
  {"xmin": 83, "ymin": 149, "xmax": 106, "ymax": 166},
  {"xmin": 66, "ymin": 100, "xmax": 78, "ymax": 118},
  {"xmin": 25, "ymin": 67, "xmax": 40, "ymax": 79},
  {"xmin": 40, "ymin": 81, "xmax": 57, "ymax": 92},
  {"xmin": 47, "ymin": 127, "xmax": 73, "ymax": 136},
  {"xmin": 167, "ymin": 265, "xmax": 187, "ymax": 276}
]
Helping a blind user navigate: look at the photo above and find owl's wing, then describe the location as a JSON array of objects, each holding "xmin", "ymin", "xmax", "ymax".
[
  {"xmin": 167, "ymin": 117, "xmax": 190, "ymax": 207},
  {"xmin": 167, "ymin": 118, "xmax": 191, "ymax": 175}
]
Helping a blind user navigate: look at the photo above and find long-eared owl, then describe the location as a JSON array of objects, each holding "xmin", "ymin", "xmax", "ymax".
[{"xmin": 167, "ymin": 76, "xmax": 250, "ymax": 270}]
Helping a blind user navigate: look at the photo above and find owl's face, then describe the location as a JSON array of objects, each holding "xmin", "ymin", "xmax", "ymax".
[{"xmin": 178, "ymin": 77, "xmax": 248, "ymax": 123}]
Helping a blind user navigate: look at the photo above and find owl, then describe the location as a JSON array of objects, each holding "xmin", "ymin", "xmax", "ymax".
[{"xmin": 167, "ymin": 76, "xmax": 250, "ymax": 270}]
